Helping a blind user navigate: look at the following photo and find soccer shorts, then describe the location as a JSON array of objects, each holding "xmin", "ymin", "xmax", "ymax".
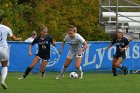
[
  {"xmin": 113, "ymin": 54, "xmax": 126, "ymax": 59},
  {"xmin": 0, "ymin": 47, "xmax": 9, "ymax": 61},
  {"xmin": 36, "ymin": 53, "xmax": 50, "ymax": 61},
  {"xmin": 67, "ymin": 50, "xmax": 83, "ymax": 60}
]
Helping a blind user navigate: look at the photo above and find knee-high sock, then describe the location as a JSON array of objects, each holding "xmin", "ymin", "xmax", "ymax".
[
  {"xmin": 41, "ymin": 69, "xmax": 46, "ymax": 75},
  {"xmin": 77, "ymin": 66, "xmax": 82, "ymax": 74},
  {"xmin": 112, "ymin": 68, "xmax": 117, "ymax": 75},
  {"xmin": 1, "ymin": 67, "xmax": 8, "ymax": 83},
  {"xmin": 23, "ymin": 66, "xmax": 32, "ymax": 78},
  {"xmin": 60, "ymin": 66, "xmax": 66, "ymax": 76}
]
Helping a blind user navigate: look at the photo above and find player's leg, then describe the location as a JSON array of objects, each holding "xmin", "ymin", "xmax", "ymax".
[
  {"xmin": 56, "ymin": 58, "xmax": 72, "ymax": 79},
  {"xmin": 19, "ymin": 56, "xmax": 40, "ymax": 79},
  {"xmin": 56, "ymin": 50, "xmax": 73, "ymax": 79},
  {"xmin": 115, "ymin": 57, "xmax": 128, "ymax": 75},
  {"xmin": 75, "ymin": 54, "xmax": 83, "ymax": 79},
  {"xmin": 40, "ymin": 60, "xmax": 48, "ymax": 78},
  {"xmin": 112, "ymin": 57, "xmax": 117, "ymax": 76},
  {"xmin": 0, "ymin": 48, "xmax": 9, "ymax": 89},
  {"xmin": 1, "ymin": 60, "xmax": 8, "ymax": 89}
]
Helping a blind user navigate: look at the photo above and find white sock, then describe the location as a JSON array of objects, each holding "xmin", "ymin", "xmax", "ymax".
[
  {"xmin": 119, "ymin": 64, "xmax": 122, "ymax": 68},
  {"xmin": 60, "ymin": 66, "xmax": 66, "ymax": 76},
  {"xmin": 1, "ymin": 67, "xmax": 8, "ymax": 83},
  {"xmin": 77, "ymin": 66, "xmax": 82, "ymax": 74}
]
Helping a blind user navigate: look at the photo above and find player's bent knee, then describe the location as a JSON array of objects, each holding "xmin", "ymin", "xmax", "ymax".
[{"xmin": 114, "ymin": 63, "xmax": 120, "ymax": 67}]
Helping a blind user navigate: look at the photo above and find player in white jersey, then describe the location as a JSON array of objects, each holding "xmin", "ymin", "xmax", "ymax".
[
  {"xmin": 0, "ymin": 16, "xmax": 21, "ymax": 89},
  {"xmin": 56, "ymin": 26, "xmax": 88, "ymax": 79}
]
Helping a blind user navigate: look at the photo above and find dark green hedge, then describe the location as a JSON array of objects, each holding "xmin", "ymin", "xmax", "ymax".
[{"xmin": 0, "ymin": 0, "xmax": 112, "ymax": 41}]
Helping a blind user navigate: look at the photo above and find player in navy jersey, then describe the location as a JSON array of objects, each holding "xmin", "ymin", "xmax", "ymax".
[
  {"xmin": 106, "ymin": 29, "xmax": 129, "ymax": 76},
  {"xmin": 18, "ymin": 25, "xmax": 56, "ymax": 79}
]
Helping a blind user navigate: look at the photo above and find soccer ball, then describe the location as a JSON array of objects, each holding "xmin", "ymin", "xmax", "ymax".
[{"xmin": 69, "ymin": 72, "xmax": 78, "ymax": 79}]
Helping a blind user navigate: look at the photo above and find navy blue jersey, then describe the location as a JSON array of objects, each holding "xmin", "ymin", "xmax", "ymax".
[
  {"xmin": 31, "ymin": 35, "xmax": 53, "ymax": 59},
  {"xmin": 112, "ymin": 36, "xmax": 129, "ymax": 57}
]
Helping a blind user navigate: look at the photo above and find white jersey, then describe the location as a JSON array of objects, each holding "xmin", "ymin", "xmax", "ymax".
[
  {"xmin": 0, "ymin": 24, "xmax": 13, "ymax": 47},
  {"xmin": 64, "ymin": 33, "xmax": 85, "ymax": 51}
]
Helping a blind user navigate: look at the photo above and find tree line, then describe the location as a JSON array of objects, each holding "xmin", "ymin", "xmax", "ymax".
[{"xmin": 0, "ymin": 0, "xmax": 112, "ymax": 41}]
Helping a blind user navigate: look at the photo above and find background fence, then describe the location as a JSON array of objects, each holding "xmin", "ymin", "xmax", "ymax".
[{"xmin": 0, "ymin": 41, "xmax": 140, "ymax": 72}]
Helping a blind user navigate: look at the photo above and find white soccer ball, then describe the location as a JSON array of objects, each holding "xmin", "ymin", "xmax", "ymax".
[{"xmin": 69, "ymin": 72, "xmax": 78, "ymax": 79}]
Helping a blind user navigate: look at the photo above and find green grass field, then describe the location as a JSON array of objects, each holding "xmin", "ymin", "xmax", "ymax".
[{"xmin": 1, "ymin": 72, "xmax": 140, "ymax": 93}]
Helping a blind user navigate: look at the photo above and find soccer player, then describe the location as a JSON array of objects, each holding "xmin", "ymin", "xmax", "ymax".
[
  {"xmin": 18, "ymin": 25, "xmax": 56, "ymax": 79},
  {"xmin": 56, "ymin": 26, "xmax": 88, "ymax": 79},
  {"xmin": 0, "ymin": 16, "xmax": 21, "ymax": 89},
  {"xmin": 105, "ymin": 29, "xmax": 129, "ymax": 76}
]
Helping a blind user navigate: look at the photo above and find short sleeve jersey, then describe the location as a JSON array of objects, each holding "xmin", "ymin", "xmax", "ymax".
[
  {"xmin": 31, "ymin": 35, "xmax": 53, "ymax": 55},
  {"xmin": 112, "ymin": 36, "xmax": 129, "ymax": 55},
  {"xmin": 0, "ymin": 24, "xmax": 13, "ymax": 47},
  {"xmin": 64, "ymin": 33, "xmax": 85, "ymax": 51}
]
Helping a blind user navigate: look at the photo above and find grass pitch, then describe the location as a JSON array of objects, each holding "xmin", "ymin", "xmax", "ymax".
[{"xmin": 0, "ymin": 72, "xmax": 140, "ymax": 93}]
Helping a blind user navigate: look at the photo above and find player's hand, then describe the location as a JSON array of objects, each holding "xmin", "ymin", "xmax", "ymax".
[
  {"xmin": 28, "ymin": 51, "xmax": 32, "ymax": 56},
  {"xmin": 59, "ymin": 49, "xmax": 62, "ymax": 54},
  {"xmin": 105, "ymin": 47, "xmax": 109, "ymax": 51},
  {"xmin": 120, "ymin": 48, "xmax": 125, "ymax": 52}
]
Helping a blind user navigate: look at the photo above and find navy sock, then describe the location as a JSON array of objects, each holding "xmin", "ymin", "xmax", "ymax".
[
  {"xmin": 41, "ymin": 69, "xmax": 46, "ymax": 75},
  {"xmin": 23, "ymin": 67, "xmax": 32, "ymax": 78},
  {"xmin": 112, "ymin": 68, "xmax": 117, "ymax": 76}
]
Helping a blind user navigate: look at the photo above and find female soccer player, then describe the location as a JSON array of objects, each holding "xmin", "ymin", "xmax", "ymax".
[
  {"xmin": 0, "ymin": 16, "xmax": 21, "ymax": 89},
  {"xmin": 56, "ymin": 26, "xmax": 88, "ymax": 79},
  {"xmin": 19, "ymin": 25, "xmax": 56, "ymax": 79},
  {"xmin": 105, "ymin": 29, "xmax": 129, "ymax": 76}
]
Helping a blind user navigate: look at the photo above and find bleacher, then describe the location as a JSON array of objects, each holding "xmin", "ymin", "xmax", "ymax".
[{"xmin": 99, "ymin": 0, "xmax": 140, "ymax": 40}]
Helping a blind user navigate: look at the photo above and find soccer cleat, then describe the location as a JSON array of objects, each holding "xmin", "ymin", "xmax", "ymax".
[
  {"xmin": 124, "ymin": 67, "xmax": 128, "ymax": 75},
  {"xmin": 41, "ymin": 73, "xmax": 45, "ymax": 78},
  {"xmin": 113, "ymin": 74, "xmax": 117, "ymax": 76},
  {"xmin": 18, "ymin": 76, "xmax": 24, "ymax": 80},
  {"xmin": 56, "ymin": 74, "xmax": 64, "ymax": 80},
  {"xmin": 1, "ymin": 82, "xmax": 7, "ymax": 89},
  {"xmin": 79, "ymin": 72, "xmax": 83, "ymax": 79},
  {"xmin": 134, "ymin": 70, "xmax": 140, "ymax": 74}
]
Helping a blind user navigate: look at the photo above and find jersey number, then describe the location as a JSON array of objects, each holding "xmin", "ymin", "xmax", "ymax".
[
  {"xmin": 42, "ymin": 45, "xmax": 46, "ymax": 49},
  {"xmin": 0, "ymin": 33, "xmax": 2, "ymax": 41}
]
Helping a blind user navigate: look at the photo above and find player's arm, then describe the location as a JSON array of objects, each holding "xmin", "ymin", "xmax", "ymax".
[
  {"xmin": 52, "ymin": 39, "xmax": 56, "ymax": 46},
  {"xmin": 78, "ymin": 41, "xmax": 88, "ymax": 55},
  {"xmin": 59, "ymin": 34, "xmax": 67, "ymax": 54},
  {"xmin": 28, "ymin": 44, "xmax": 32, "ymax": 56},
  {"xmin": 105, "ymin": 37, "xmax": 116, "ymax": 51},
  {"xmin": 8, "ymin": 28, "xmax": 21, "ymax": 41},
  {"xmin": 105, "ymin": 44, "xmax": 113, "ymax": 51},
  {"xmin": 120, "ymin": 38, "xmax": 129, "ymax": 52},
  {"xmin": 28, "ymin": 37, "xmax": 37, "ymax": 56},
  {"xmin": 59, "ymin": 41, "xmax": 66, "ymax": 54},
  {"xmin": 124, "ymin": 44, "xmax": 129, "ymax": 50},
  {"xmin": 10, "ymin": 35, "xmax": 21, "ymax": 41},
  {"xmin": 120, "ymin": 44, "xmax": 129, "ymax": 52}
]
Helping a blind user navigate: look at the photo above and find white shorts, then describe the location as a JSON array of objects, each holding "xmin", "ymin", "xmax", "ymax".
[
  {"xmin": 0, "ymin": 47, "xmax": 9, "ymax": 61},
  {"xmin": 67, "ymin": 50, "xmax": 83, "ymax": 60}
]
